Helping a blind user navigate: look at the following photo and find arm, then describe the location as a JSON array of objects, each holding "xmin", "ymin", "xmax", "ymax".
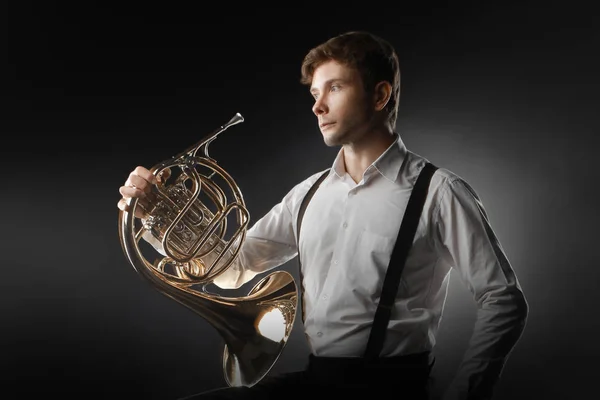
[
  {"xmin": 141, "ymin": 178, "xmax": 305, "ymax": 289},
  {"xmin": 175, "ymin": 170, "xmax": 329, "ymax": 289},
  {"xmin": 435, "ymin": 177, "xmax": 529, "ymax": 400},
  {"xmin": 210, "ymin": 197, "xmax": 299, "ymax": 289}
]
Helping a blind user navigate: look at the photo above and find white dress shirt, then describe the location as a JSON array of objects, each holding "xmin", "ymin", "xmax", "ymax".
[{"xmin": 144, "ymin": 133, "xmax": 528, "ymax": 398}]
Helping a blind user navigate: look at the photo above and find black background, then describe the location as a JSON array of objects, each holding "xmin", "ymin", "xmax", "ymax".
[{"xmin": 3, "ymin": 1, "xmax": 598, "ymax": 399}]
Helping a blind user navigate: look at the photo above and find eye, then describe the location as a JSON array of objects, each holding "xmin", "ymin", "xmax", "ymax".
[{"xmin": 330, "ymin": 85, "xmax": 340, "ymax": 92}]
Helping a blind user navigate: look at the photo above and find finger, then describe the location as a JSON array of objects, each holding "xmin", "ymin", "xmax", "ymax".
[
  {"xmin": 119, "ymin": 185, "xmax": 147, "ymax": 199},
  {"xmin": 117, "ymin": 198, "xmax": 147, "ymax": 219},
  {"xmin": 117, "ymin": 198, "xmax": 129, "ymax": 212},
  {"xmin": 128, "ymin": 174, "xmax": 153, "ymax": 192},
  {"xmin": 133, "ymin": 166, "xmax": 157, "ymax": 185}
]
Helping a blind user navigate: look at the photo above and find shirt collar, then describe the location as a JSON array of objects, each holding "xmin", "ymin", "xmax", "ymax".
[{"xmin": 330, "ymin": 132, "xmax": 407, "ymax": 183}]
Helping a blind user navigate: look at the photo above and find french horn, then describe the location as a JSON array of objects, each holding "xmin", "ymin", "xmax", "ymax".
[{"xmin": 117, "ymin": 113, "xmax": 298, "ymax": 387}]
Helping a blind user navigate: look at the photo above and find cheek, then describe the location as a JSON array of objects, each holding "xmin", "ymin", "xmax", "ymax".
[
  {"xmin": 337, "ymin": 96, "xmax": 359, "ymax": 116},
  {"xmin": 342, "ymin": 100, "xmax": 368, "ymax": 123}
]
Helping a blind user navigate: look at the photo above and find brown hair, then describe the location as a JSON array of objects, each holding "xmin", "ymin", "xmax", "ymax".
[{"xmin": 300, "ymin": 31, "xmax": 401, "ymax": 128}]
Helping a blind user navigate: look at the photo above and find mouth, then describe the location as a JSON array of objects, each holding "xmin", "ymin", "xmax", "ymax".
[{"xmin": 320, "ymin": 122, "xmax": 335, "ymax": 130}]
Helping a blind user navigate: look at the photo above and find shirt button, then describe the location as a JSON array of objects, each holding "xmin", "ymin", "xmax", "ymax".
[
  {"xmin": 322, "ymin": 294, "xmax": 328, "ymax": 299},
  {"xmin": 333, "ymin": 260, "xmax": 338, "ymax": 265},
  {"xmin": 317, "ymin": 332, "xmax": 323, "ymax": 337},
  {"xmin": 342, "ymin": 222, "xmax": 348, "ymax": 229}
]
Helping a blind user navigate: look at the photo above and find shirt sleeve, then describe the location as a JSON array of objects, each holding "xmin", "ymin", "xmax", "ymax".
[
  {"xmin": 140, "ymin": 174, "xmax": 319, "ymax": 290},
  {"xmin": 210, "ymin": 195, "xmax": 300, "ymax": 289},
  {"xmin": 434, "ymin": 177, "xmax": 529, "ymax": 400},
  {"xmin": 208, "ymin": 170, "xmax": 329, "ymax": 289}
]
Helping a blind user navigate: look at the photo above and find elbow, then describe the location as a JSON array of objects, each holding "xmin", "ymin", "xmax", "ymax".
[
  {"xmin": 514, "ymin": 289, "xmax": 529, "ymax": 327},
  {"xmin": 212, "ymin": 268, "xmax": 258, "ymax": 290},
  {"xmin": 212, "ymin": 274, "xmax": 246, "ymax": 290},
  {"xmin": 479, "ymin": 285, "xmax": 529, "ymax": 326},
  {"xmin": 506, "ymin": 290, "xmax": 529, "ymax": 346},
  {"xmin": 502, "ymin": 288, "xmax": 530, "ymax": 336}
]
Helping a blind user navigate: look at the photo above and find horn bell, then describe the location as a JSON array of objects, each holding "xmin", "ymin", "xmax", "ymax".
[{"xmin": 117, "ymin": 113, "xmax": 298, "ymax": 387}]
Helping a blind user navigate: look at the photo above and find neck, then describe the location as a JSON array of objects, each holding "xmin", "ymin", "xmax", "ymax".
[{"xmin": 342, "ymin": 127, "xmax": 396, "ymax": 184}]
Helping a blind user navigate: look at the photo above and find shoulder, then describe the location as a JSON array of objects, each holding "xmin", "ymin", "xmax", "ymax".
[
  {"xmin": 427, "ymin": 167, "xmax": 488, "ymax": 228},
  {"xmin": 404, "ymin": 151, "xmax": 483, "ymax": 211},
  {"xmin": 291, "ymin": 167, "xmax": 332, "ymax": 198},
  {"xmin": 432, "ymin": 167, "xmax": 468, "ymax": 190},
  {"xmin": 280, "ymin": 167, "xmax": 332, "ymax": 211},
  {"xmin": 404, "ymin": 150, "xmax": 472, "ymax": 187}
]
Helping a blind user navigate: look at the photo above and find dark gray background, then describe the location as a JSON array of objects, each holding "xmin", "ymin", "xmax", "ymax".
[{"xmin": 3, "ymin": 2, "xmax": 598, "ymax": 399}]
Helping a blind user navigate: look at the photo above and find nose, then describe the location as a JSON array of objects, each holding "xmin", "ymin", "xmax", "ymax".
[{"xmin": 312, "ymin": 96, "xmax": 328, "ymax": 116}]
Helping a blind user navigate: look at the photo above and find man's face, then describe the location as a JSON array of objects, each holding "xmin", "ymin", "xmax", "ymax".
[{"xmin": 310, "ymin": 60, "xmax": 373, "ymax": 147}]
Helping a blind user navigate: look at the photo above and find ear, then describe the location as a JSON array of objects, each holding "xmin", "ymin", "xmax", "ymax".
[{"xmin": 373, "ymin": 81, "xmax": 392, "ymax": 111}]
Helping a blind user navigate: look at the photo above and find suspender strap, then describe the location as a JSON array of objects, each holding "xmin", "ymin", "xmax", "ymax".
[
  {"xmin": 363, "ymin": 162, "xmax": 438, "ymax": 361},
  {"xmin": 296, "ymin": 169, "xmax": 330, "ymax": 323}
]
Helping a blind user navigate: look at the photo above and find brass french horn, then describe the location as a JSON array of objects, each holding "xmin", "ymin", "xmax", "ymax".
[{"xmin": 117, "ymin": 113, "xmax": 298, "ymax": 387}]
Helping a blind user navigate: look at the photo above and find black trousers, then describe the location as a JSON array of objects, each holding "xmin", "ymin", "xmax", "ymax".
[{"xmin": 180, "ymin": 351, "xmax": 434, "ymax": 399}]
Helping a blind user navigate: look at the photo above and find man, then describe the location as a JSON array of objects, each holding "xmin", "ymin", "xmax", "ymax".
[{"xmin": 118, "ymin": 31, "xmax": 528, "ymax": 399}]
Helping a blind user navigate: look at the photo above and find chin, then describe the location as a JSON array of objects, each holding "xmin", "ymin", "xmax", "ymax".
[
  {"xmin": 322, "ymin": 130, "xmax": 343, "ymax": 147},
  {"xmin": 322, "ymin": 134, "xmax": 340, "ymax": 147}
]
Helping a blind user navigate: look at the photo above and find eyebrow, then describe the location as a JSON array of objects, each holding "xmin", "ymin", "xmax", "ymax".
[{"xmin": 310, "ymin": 79, "xmax": 345, "ymax": 94}]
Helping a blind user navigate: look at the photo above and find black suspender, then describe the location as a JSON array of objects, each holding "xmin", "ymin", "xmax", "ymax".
[
  {"xmin": 296, "ymin": 168, "xmax": 330, "ymax": 323},
  {"xmin": 295, "ymin": 162, "xmax": 439, "ymax": 359},
  {"xmin": 363, "ymin": 161, "xmax": 438, "ymax": 360}
]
